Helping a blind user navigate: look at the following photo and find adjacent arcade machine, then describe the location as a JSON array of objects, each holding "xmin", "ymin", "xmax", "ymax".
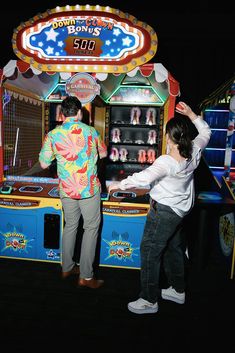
[
  {"xmin": 0, "ymin": 5, "xmax": 180, "ymax": 268},
  {"xmin": 200, "ymin": 77, "xmax": 235, "ymax": 186},
  {"xmin": 189, "ymin": 79, "xmax": 235, "ymax": 278}
]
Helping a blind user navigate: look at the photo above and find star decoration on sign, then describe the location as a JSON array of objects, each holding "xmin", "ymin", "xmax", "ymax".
[
  {"xmin": 45, "ymin": 28, "xmax": 60, "ymax": 42},
  {"xmin": 122, "ymin": 36, "xmax": 132, "ymax": 46}
]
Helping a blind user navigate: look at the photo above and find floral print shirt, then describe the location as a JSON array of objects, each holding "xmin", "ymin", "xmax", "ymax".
[{"xmin": 39, "ymin": 117, "xmax": 107, "ymax": 199}]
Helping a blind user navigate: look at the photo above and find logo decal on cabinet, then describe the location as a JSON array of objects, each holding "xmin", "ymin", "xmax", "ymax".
[
  {"xmin": 102, "ymin": 231, "xmax": 139, "ymax": 262},
  {"xmin": 0, "ymin": 225, "xmax": 34, "ymax": 254}
]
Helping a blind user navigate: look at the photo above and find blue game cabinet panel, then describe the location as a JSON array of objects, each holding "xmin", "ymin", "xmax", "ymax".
[
  {"xmin": 208, "ymin": 130, "xmax": 227, "ymax": 148},
  {"xmin": 0, "ymin": 211, "xmax": 37, "ymax": 259},
  {"xmin": 204, "ymin": 110, "xmax": 229, "ymax": 129},
  {"xmin": 232, "ymin": 152, "xmax": 235, "ymax": 167},
  {"xmin": 100, "ymin": 214, "xmax": 146, "ymax": 269},
  {"xmin": 203, "ymin": 149, "xmax": 225, "ymax": 167}
]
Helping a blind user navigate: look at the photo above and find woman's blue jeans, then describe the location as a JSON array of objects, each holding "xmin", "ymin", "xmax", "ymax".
[{"xmin": 140, "ymin": 201, "xmax": 185, "ymax": 303}]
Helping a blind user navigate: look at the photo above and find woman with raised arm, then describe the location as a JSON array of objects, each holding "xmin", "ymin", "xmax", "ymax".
[{"xmin": 108, "ymin": 102, "xmax": 211, "ymax": 314}]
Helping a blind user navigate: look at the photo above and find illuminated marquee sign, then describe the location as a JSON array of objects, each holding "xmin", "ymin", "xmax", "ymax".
[{"xmin": 12, "ymin": 4, "xmax": 158, "ymax": 73}]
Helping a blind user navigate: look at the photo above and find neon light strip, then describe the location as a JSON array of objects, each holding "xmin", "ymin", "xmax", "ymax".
[
  {"xmin": 205, "ymin": 109, "xmax": 230, "ymax": 113},
  {"xmin": 211, "ymin": 128, "xmax": 227, "ymax": 131},
  {"xmin": 13, "ymin": 128, "xmax": 19, "ymax": 167},
  {"xmin": 205, "ymin": 148, "xmax": 226, "ymax": 151}
]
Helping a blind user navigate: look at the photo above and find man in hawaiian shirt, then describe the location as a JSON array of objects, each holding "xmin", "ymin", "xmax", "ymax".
[{"xmin": 39, "ymin": 96, "xmax": 107, "ymax": 288}]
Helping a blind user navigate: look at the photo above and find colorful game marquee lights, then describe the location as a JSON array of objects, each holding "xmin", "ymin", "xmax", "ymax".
[{"xmin": 12, "ymin": 4, "xmax": 158, "ymax": 73}]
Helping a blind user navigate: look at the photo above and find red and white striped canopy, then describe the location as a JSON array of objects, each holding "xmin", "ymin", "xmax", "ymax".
[{"xmin": 1, "ymin": 60, "xmax": 180, "ymax": 100}]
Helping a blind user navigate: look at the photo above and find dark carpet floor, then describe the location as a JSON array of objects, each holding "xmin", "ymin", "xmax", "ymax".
[{"xmin": 1, "ymin": 251, "xmax": 235, "ymax": 352}]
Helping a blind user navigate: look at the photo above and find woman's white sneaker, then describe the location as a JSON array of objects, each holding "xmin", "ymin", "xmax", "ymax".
[
  {"xmin": 127, "ymin": 298, "xmax": 158, "ymax": 314},
  {"xmin": 161, "ymin": 286, "xmax": 185, "ymax": 304}
]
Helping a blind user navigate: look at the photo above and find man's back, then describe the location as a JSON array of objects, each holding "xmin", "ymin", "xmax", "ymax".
[{"xmin": 39, "ymin": 117, "xmax": 107, "ymax": 199}]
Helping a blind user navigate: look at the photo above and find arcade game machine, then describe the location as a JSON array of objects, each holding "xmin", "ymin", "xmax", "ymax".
[
  {"xmin": 187, "ymin": 78, "xmax": 235, "ymax": 277},
  {"xmin": 199, "ymin": 77, "xmax": 235, "ymax": 186},
  {"xmin": 0, "ymin": 66, "xmax": 63, "ymax": 263},
  {"xmin": 96, "ymin": 64, "xmax": 180, "ymax": 269},
  {"xmin": 0, "ymin": 4, "xmax": 162, "ymax": 267}
]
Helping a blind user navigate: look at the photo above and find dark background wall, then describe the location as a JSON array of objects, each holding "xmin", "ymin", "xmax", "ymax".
[{"xmin": 1, "ymin": 0, "xmax": 234, "ymax": 111}]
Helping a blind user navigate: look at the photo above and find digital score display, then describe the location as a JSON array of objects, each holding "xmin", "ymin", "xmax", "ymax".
[
  {"xmin": 66, "ymin": 37, "xmax": 103, "ymax": 57},
  {"xmin": 73, "ymin": 38, "xmax": 96, "ymax": 51}
]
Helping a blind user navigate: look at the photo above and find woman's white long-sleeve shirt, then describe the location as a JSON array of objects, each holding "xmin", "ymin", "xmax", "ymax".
[{"xmin": 119, "ymin": 117, "xmax": 211, "ymax": 217}]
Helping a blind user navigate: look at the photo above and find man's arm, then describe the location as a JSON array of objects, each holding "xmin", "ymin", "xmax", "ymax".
[
  {"xmin": 39, "ymin": 160, "xmax": 51, "ymax": 169},
  {"xmin": 39, "ymin": 134, "xmax": 55, "ymax": 169}
]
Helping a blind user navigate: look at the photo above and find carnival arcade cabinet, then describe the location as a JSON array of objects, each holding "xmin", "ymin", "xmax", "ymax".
[
  {"xmin": 0, "ymin": 5, "xmax": 180, "ymax": 268},
  {"xmin": 0, "ymin": 74, "xmax": 63, "ymax": 263},
  {"xmin": 96, "ymin": 63, "xmax": 180, "ymax": 269}
]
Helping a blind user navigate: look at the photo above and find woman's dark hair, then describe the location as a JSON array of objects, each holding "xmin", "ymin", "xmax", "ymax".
[
  {"xmin": 165, "ymin": 116, "xmax": 193, "ymax": 159},
  {"xmin": 61, "ymin": 96, "xmax": 82, "ymax": 117}
]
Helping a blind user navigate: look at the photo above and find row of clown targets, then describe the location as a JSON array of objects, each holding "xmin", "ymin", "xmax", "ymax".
[
  {"xmin": 110, "ymin": 107, "xmax": 158, "ymax": 126},
  {"xmin": 110, "ymin": 128, "xmax": 157, "ymax": 145},
  {"xmin": 109, "ymin": 147, "xmax": 156, "ymax": 163}
]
